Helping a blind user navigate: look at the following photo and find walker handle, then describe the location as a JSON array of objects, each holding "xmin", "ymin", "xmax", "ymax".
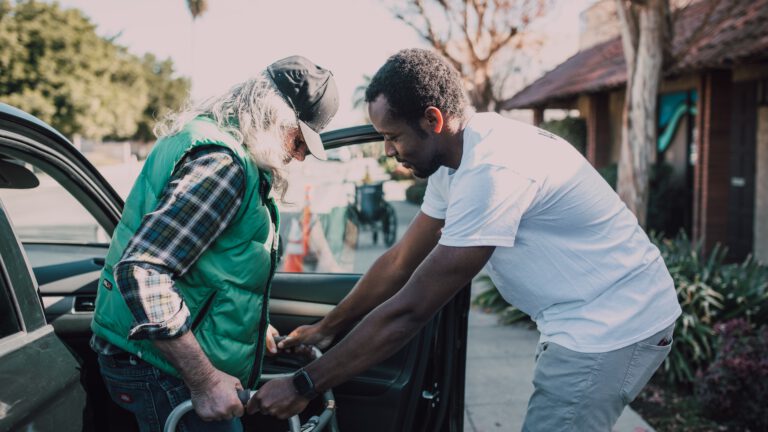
[{"xmin": 237, "ymin": 388, "xmax": 251, "ymax": 405}]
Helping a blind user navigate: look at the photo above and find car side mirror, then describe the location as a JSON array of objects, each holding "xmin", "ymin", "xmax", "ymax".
[{"xmin": 0, "ymin": 159, "xmax": 39, "ymax": 189}]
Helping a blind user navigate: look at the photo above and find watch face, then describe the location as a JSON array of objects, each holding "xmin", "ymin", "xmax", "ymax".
[{"xmin": 293, "ymin": 369, "xmax": 316, "ymax": 398}]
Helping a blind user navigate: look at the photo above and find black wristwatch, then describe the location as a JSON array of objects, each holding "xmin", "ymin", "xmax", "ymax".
[{"xmin": 292, "ymin": 368, "xmax": 319, "ymax": 399}]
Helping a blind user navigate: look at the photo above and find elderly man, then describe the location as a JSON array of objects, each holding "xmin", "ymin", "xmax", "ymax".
[{"xmin": 90, "ymin": 56, "xmax": 338, "ymax": 432}]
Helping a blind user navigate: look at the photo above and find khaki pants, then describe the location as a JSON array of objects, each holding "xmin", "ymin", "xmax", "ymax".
[{"xmin": 522, "ymin": 324, "xmax": 674, "ymax": 432}]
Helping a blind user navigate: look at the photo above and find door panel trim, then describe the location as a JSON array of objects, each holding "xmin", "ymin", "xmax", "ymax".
[
  {"xmin": 38, "ymin": 270, "xmax": 100, "ymax": 294},
  {"xmin": 269, "ymin": 298, "xmax": 334, "ymax": 317}
]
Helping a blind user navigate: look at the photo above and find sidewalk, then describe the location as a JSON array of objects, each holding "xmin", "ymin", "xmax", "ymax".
[{"xmin": 463, "ymin": 304, "xmax": 656, "ymax": 432}]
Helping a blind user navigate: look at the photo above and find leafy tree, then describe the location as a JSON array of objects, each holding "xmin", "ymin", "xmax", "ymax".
[
  {"xmin": 614, "ymin": 0, "xmax": 721, "ymax": 227},
  {"xmin": 133, "ymin": 53, "xmax": 191, "ymax": 142},
  {"xmin": 614, "ymin": 0, "xmax": 671, "ymax": 228},
  {"xmin": 0, "ymin": 1, "xmax": 190, "ymax": 142},
  {"xmin": 0, "ymin": 0, "xmax": 147, "ymax": 139},
  {"xmin": 388, "ymin": 0, "xmax": 546, "ymax": 112}
]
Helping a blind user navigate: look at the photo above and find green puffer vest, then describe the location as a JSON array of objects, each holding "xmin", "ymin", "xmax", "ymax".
[{"xmin": 91, "ymin": 117, "xmax": 280, "ymax": 388}]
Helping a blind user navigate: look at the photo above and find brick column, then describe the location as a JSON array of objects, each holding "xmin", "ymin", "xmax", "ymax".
[
  {"xmin": 586, "ymin": 93, "xmax": 611, "ymax": 169},
  {"xmin": 533, "ymin": 107, "xmax": 544, "ymax": 126},
  {"xmin": 693, "ymin": 70, "xmax": 732, "ymax": 253}
]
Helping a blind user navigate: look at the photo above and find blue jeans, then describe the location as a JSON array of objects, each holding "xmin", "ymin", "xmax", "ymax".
[{"xmin": 98, "ymin": 353, "xmax": 243, "ymax": 432}]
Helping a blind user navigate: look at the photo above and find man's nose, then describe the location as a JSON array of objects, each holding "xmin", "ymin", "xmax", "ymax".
[{"xmin": 384, "ymin": 141, "xmax": 397, "ymax": 158}]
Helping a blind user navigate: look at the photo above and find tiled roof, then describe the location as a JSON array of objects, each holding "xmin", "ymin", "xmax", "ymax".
[{"xmin": 502, "ymin": 0, "xmax": 768, "ymax": 109}]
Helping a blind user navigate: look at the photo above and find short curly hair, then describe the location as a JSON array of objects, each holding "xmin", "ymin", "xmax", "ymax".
[{"xmin": 365, "ymin": 49, "xmax": 467, "ymax": 126}]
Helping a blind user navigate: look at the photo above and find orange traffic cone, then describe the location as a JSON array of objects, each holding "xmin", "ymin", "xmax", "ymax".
[
  {"xmin": 301, "ymin": 186, "xmax": 312, "ymax": 257},
  {"xmin": 283, "ymin": 218, "xmax": 304, "ymax": 272},
  {"xmin": 283, "ymin": 186, "xmax": 313, "ymax": 272}
]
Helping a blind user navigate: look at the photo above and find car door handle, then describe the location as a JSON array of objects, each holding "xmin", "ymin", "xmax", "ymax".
[{"xmin": 75, "ymin": 295, "xmax": 97, "ymax": 312}]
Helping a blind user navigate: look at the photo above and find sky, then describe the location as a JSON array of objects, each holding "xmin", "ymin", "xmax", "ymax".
[{"xmin": 52, "ymin": 0, "xmax": 595, "ymax": 129}]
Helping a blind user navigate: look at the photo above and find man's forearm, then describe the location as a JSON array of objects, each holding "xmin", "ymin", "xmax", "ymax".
[{"xmin": 153, "ymin": 331, "xmax": 217, "ymax": 390}]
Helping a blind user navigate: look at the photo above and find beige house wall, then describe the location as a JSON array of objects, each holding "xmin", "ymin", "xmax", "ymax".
[
  {"xmin": 578, "ymin": 0, "xmax": 620, "ymax": 51},
  {"xmin": 755, "ymin": 107, "xmax": 768, "ymax": 264}
]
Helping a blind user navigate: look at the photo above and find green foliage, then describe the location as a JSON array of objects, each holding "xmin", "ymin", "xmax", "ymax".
[
  {"xmin": 652, "ymin": 231, "xmax": 768, "ymax": 386},
  {"xmin": 472, "ymin": 274, "xmax": 530, "ymax": 325},
  {"xmin": 695, "ymin": 319, "xmax": 768, "ymax": 431},
  {"xmin": 404, "ymin": 180, "xmax": 427, "ymax": 205},
  {"xmin": 0, "ymin": 1, "xmax": 189, "ymax": 141},
  {"xmin": 717, "ymin": 255, "xmax": 768, "ymax": 325},
  {"xmin": 597, "ymin": 163, "xmax": 617, "ymax": 189},
  {"xmin": 539, "ymin": 117, "xmax": 587, "ymax": 155},
  {"xmin": 378, "ymin": 155, "xmax": 413, "ymax": 181},
  {"xmin": 132, "ymin": 54, "xmax": 190, "ymax": 142},
  {"xmin": 653, "ymin": 231, "xmax": 725, "ymax": 385}
]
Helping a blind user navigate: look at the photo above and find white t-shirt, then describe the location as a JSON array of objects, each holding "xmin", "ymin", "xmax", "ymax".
[{"xmin": 421, "ymin": 113, "xmax": 681, "ymax": 353}]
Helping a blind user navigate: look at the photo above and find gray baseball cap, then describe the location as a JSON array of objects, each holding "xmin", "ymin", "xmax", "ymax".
[{"xmin": 267, "ymin": 56, "xmax": 339, "ymax": 160}]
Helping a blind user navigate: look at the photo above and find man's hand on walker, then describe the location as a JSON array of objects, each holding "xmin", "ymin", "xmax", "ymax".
[
  {"xmin": 189, "ymin": 368, "xmax": 245, "ymax": 421},
  {"xmin": 247, "ymin": 377, "xmax": 309, "ymax": 419}
]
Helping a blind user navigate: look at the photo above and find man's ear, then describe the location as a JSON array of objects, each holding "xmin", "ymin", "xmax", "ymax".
[{"xmin": 424, "ymin": 107, "xmax": 444, "ymax": 134}]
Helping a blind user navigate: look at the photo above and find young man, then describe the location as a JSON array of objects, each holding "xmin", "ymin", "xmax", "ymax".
[
  {"xmin": 90, "ymin": 56, "xmax": 338, "ymax": 432},
  {"xmin": 252, "ymin": 49, "xmax": 681, "ymax": 431}
]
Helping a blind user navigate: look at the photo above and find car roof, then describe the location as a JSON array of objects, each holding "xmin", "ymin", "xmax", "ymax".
[{"xmin": 0, "ymin": 103, "xmax": 71, "ymax": 144}]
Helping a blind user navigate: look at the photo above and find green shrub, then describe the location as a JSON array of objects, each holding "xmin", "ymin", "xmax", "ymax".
[
  {"xmin": 652, "ymin": 232, "xmax": 768, "ymax": 385},
  {"xmin": 653, "ymin": 231, "xmax": 725, "ymax": 385},
  {"xmin": 405, "ymin": 180, "xmax": 427, "ymax": 205},
  {"xmin": 695, "ymin": 319, "xmax": 768, "ymax": 431},
  {"xmin": 718, "ymin": 256, "xmax": 768, "ymax": 326},
  {"xmin": 539, "ymin": 117, "xmax": 587, "ymax": 155},
  {"xmin": 472, "ymin": 274, "xmax": 531, "ymax": 325},
  {"xmin": 597, "ymin": 163, "xmax": 617, "ymax": 190}
]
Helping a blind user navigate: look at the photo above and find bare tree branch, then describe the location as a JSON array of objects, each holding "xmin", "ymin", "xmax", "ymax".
[
  {"xmin": 389, "ymin": 0, "xmax": 546, "ymax": 111},
  {"xmin": 462, "ymin": 1, "xmax": 481, "ymax": 62}
]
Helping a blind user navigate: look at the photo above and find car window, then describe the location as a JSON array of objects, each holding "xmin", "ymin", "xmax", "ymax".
[
  {"xmin": 277, "ymin": 141, "xmax": 420, "ymax": 274},
  {"xmin": 0, "ymin": 270, "xmax": 21, "ymax": 338},
  {"xmin": 0, "ymin": 159, "xmax": 109, "ymax": 244}
]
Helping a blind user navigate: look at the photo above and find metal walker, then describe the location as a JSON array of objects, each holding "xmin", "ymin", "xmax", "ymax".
[{"xmin": 163, "ymin": 344, "xmax": 338, "ymax": 432}]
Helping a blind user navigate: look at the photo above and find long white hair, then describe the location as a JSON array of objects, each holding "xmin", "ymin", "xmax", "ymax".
[{"xmin": 154, "ymin": 72, "xmax": 296, "ymax": 197}]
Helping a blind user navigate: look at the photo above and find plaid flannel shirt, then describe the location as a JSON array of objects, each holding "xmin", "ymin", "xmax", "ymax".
[{"xmin": 91, "ymin": 146, "xmax": 245, "ymax": 354}]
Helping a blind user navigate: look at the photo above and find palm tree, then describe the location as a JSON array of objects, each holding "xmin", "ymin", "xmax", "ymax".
[{"xmin": 186, "ymin": 0, "xmax": 207, "ymax": 19}]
